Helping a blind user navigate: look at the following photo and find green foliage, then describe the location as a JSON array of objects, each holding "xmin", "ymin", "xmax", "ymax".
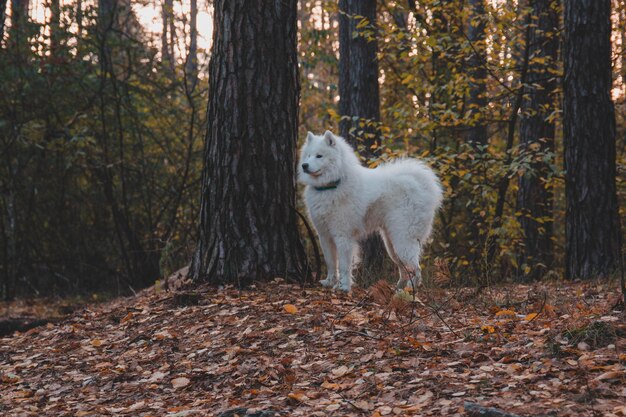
[{"xmin": 0, "ymin": 4, "xmax": 205, "ymax": 298}]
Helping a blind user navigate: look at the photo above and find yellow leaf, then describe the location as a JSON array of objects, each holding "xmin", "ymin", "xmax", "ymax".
[
  {"xmin": 283, "ymin": 304, "xmax": 298, "ymax": 314},
  {"xmin": 481, "ymin": 325, "xmax": 495, "ymax": 334},
  {"xmin": 91, "ymin": 338, "xmax": 103, "ymax": 347},
  {"xmin": 495, "ymin": 309, "xmax": 516, "ymax": 317},
  {"xmin": 525, "ymin": 312, "xmax": 538, "ymax": 321}
]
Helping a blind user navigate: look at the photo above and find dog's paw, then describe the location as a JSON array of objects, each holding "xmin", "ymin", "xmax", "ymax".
[
  {"xmin": 320, "ymin": 277, "xmax": 336, "ymax": 288},
  {"xmin": 333, "ymin": 280, "xmax": 352, "ymax": 292}
]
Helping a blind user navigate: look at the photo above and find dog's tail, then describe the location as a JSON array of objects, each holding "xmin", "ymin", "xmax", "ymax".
[{"xmin": 393, "ymin": 159, "xmax": 444, "ymax": 209}]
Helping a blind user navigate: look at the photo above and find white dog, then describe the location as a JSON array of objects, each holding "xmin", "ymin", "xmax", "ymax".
[{"xmin": 298, "ymin": 131, "xmax": 443, "ymax": 292}]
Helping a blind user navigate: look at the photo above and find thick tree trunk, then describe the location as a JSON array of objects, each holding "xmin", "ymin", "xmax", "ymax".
[
  {"xmin": 516, "ymin": 0, "xmax": 559, "ymax": 281},
  {"xmin": 338, "ymin": 0, "xmax": 381, "ymax": 156},
  {"xmin": 190, "ymin": 0, "xmax": 307, "ymax": 286},
  {"xmin": 564, "ymin": 0, "xmax": 621, "ymax": 279},
  {"xmin": 464, "ymin": 0, "xmax": 488, "ymax": 273},
  {"xmin": 338, "ymin": 0, "xmax": 385, "ymax": 280},
  {"xmin": 465, "ymin": 0, "xmax": 487, "ymax": 146}
]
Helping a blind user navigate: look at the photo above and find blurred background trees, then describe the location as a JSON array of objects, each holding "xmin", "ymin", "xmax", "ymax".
[
  {"xmin": 0, "ymin": 0, "xmax": 625, "ymax": 299},
  {"xmin": 0, "ymin": 0, "xmax": 207, "ymax": 299}
]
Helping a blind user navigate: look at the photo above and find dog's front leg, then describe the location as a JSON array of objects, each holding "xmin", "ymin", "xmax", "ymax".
[
  {"xmin": 334, "ymin": 237, "xmax": 354, "ymax": 292},
  {"xmin": 318, "ymin": 233, "xmax": 338, "ymax": 288}
]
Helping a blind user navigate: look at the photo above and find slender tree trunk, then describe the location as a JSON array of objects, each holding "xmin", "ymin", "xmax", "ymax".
[
  {"xmin": 185, "ymin": 0, "xmax": 198, "ymax": 89},
  {"xmin": 161, "ymin": 0, "xmax": 175, "ymax": 73},
  {"xmin": 338, "ymin": 0, "xmax": 351, "ymax": 141},
  {"xmin": 516, "ymin": 0, "xmax": 559, "ymax": 280},
  {"xmin": 76, "ymin": 0, "xmax": 83, "ymax": 36},
  {"xmin": 190, "ymin": 0, "xmax": 307, "ymax": 286},
  {"xmin": 466, "ymin": 0, "xmax": 487, "ymax": 146},
  {"xmin": 49, "ymin": 0, "xmax": 61, "ymax": 55},
  {"xmin": 622, "ymin": 5, "xmax": 626, "ymax": 96},
  {"xmin": 168, "ymin": 0, "xmax": 175, "ymax": 65},
  {"xmin": 564, "ymin": 0, "xmax": 621, "ymax": 279},
  {"xmin": 9, "ymin": 0, "xmax": 29, "ymax": 54},
  {"xmin": 338, "ymin": 0, "xmax": 385, "ymax": 281},
  {"xmin": 0, "ymin": 0, "xmax": 7, "ymax": 45}
]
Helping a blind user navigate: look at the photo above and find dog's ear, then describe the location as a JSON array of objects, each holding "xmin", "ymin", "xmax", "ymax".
[
  {"xmin": 323, "ymin": 130, "xmax": 335, "ymax": 147},
  {"xmin": 306, "ymin": 131, "xmax": 315, "ymax": 143}
]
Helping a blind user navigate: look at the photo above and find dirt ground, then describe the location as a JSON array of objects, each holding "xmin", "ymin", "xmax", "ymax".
[{"xmin": 1, "ymin": 278, "xmax": 625, "ymax": 416}]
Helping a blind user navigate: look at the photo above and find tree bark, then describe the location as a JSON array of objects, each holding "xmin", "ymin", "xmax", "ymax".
[
  {"xmin": 0, "ymin": 0, "xmax": 7, "ymax": 45},
  {"xmin": 49, "ymin": 0, "xmax": 61, "ymax": 55},
  {"xmin": 338, "ymin": 0, "xmax": 385, "ymax": 280},
  {"xmin": 516, "ymin": 0, "xmax": 559, "ymax": 280},
  {"xmin": 190, "ymin": 0, "xmax": 307, "ymax": 286},
  {"xmin": 464, "ymin": 0, "xmax": 488, "ymax": 272},
  {"xmin": 9, "ymin": 0, "xmax": 29, "ymax": 52},
  {"xmin": 466, "ymin": 0, "xmax": 488, "ymax": 146},
  {"xmin": 564, "ymin": 0, "xmax": 621, "ymax": 279},
  {"xmin": 185, "ymin": 0, "xmax": 198, "ymax": 90},
  {"xmin": 338, "ymin": 0, "xmax": 351, "ymax": 140},
  {"xmin": 161, "ymin": 0, "xmax": 175, "ymax": 73},
  {"xmin": 338, "ymin": 0, "xmax": 381, "ymax": 156}
]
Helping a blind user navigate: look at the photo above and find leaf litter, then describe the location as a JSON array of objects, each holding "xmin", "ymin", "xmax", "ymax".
[{"xmin": 1, "ymin": 279, "xmax": 625, "ymax": 416}]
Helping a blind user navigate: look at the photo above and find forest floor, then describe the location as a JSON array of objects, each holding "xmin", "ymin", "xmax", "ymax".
[{"xmin": 1, "ymin": 277, "xmax": 625, "ymax": 417}]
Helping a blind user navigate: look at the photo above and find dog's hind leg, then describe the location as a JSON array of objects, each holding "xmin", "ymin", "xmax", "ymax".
[
  {"xmin": 391, "ymin": 237, "xmax": 423, "ymax": 291},
  {"xmin": 381, "ymin": 230, "xmax": 408, "ymax": 289},
  {"xmin": 318, "ymin": 233, "xmax": 338, "ymax": 288}
]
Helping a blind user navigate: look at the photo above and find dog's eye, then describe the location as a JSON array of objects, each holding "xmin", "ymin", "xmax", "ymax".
[{"xmin": 316, "ymin": 154, "xmax": 323, "ymax": 158}]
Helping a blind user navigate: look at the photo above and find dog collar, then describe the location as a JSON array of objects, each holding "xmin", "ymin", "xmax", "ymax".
[{"xmin": 314, "ymin": 179, "xmax": 341, "ymax": 191}]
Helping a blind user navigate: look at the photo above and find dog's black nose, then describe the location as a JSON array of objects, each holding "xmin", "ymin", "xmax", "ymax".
[{"xmin": 302, "ymin": 163, "xmax": 309, "ymax": 171}]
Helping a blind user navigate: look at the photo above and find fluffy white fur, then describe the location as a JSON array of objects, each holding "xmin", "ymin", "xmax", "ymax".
[{"xmin": 298, "ymin": 130, "xmax": 443, "ymax": 292}]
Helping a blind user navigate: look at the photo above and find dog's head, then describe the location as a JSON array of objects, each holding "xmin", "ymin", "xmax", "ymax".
[{"xmin": 298, "ymin": 130, "xmax": 343, "ymax": 186}]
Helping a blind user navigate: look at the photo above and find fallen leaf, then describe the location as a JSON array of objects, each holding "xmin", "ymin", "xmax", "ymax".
[
  {"xmin": 525, "ymin": 312, "xmax": 538, "ymax": 321},
  {"xmin": 331, "ymin": 365, "xmax": 349, "ymax": 377},
  {"xmin": 354, "ymin": 400, "xmax": 374, "ymax": 410},
  {"xmin": 481, "ymin": 325, "xmax": 495, "ymax": 334},
  {"xmin": 594, "ymin": 371, "xmax": 622, "ymax": 381},
  {"xmin": 148, "ymin": 371, "xmax": 168, "ymax": 382},
  {"xmin": 90, "ymin": 339, "xmax": 103, "ymax": 347},
  {"xmin": 495, "ymin": 309, "xmax": 516, "ymax": 317},
  {"xmin": 287, "ymin": 392, "xmax": 309, "ymax": 402},
  {"xmin": 378, "ymin": 405, "xmax": 392, "ymax": 415},
  {"xmin": 171, "ymin": 377, "xmax": 190, "ymax": 389},
  {"xmin": 120, "ymin": 312, "xmax": 134, "ymax": 324},
  {"xmin": 326, "ymin": 403, "xmax": 341, "ymax": 411},
  {"xmin": 284, "ymin": 304, "xmax": 298, "ymax": 314}
]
